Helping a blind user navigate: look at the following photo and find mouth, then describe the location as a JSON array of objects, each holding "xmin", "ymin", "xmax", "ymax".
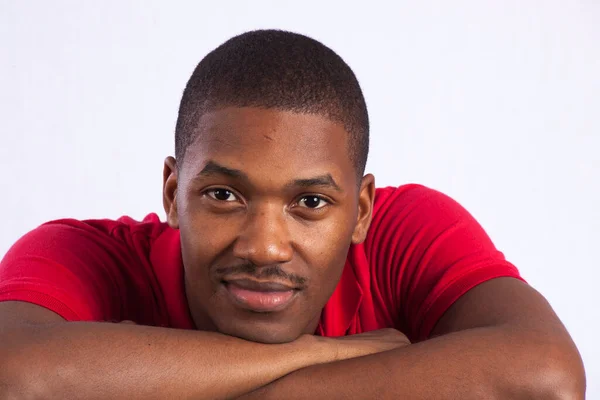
[{"xmin": 222, "ymin": 278, "xmax": 300, "ymax": 313}]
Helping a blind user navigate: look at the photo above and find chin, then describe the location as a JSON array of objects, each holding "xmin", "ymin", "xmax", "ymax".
[{"xmin": 220, "ymin": 320, "xmax": 303, "ymax": 344}]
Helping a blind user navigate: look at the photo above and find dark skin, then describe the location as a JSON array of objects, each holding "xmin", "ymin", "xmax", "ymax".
[
  {"xmin": 170, "ymin": 106, "xmax": 584, "ymax": 398},
  {"xmin": 0, "ymin": 107, "xmax": 403, "ymax": 399},
  {"xmin": 0, "ymin": 107, "xmax": 585, "ymax": 398},
  {"xmin": 238, "ymin": 277, "xmax": 586, "ymax": 399},
  {"xmin": 165, "ymin": 108, "xmax": 584, "ymax": 399},
  {"xmin": 163, "ymin": 106, "xmax": 375, "ymax": 344}
]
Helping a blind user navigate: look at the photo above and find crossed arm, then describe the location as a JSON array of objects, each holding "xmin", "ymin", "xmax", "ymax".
[
  {"xmin": 238, "ymin": 278, "xmax": 585, "ymax": 399},
  {"xmin": 0, "ymin": 278, "xmax": 585, "ymax": 399}
]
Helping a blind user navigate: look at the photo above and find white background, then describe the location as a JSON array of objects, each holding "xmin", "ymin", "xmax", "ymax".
[{"xmin": 1, "ymin": 0, "xmax": 598, "ymax": 394}]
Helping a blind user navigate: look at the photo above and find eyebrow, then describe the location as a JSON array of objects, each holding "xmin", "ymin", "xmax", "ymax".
[
  {"xmin": 198, "ymin": 161, "xmax": 247, "ymax": 180},
  {"xmin": 284, "ymin": 175, "xmax": 341, "ymax": 192},
  {"xmin": 196, "ymin": 160, "xmax": 342, "ymax": 192}
]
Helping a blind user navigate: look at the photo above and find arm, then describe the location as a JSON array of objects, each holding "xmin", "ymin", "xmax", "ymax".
[
  {"xmin": 0, "ymin": 221, "xmax": 407, "ymax": 398},
  {"xmin": 237, "ymin": 278, "xmax": 585, "ymax": 399},
  {"xmin": 0, "ymin": 302, "xmax": 410, "ymax": 399},
  {"xmin": 0, "ymin": 221, "xmax": 331, "ymax": 398},
  {"xmin": 0, "ymin": 301, "xmax": 333, "ymax": 400}
]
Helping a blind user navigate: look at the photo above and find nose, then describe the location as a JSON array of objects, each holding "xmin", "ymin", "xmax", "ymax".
[{"xmin": 233, "ymin": 203, "xmax": 293, "ymax": 266}]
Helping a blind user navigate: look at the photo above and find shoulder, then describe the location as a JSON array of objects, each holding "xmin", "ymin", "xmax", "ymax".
[
  {"xmin": 356, "ymin": 185, "xmax": 520, "ymax": 340},
  {"xmin": 0, "ymin": 212, "xmax": 170, "ymax": 289},
  {"xmin": 366, "ymin": 184, "xmax": 497, "ymax": 262},
  {"xmin": 373, "ymin": 184, "xmax": 463, "ymax": 215},
  {"xmin": 0, "ymin": 213, "xmax": 172, "ymax": 322},
  {"xmin": 370, "ymin": 184, "xmax": 467, "ymax": 237},
  {"xmin": 26, "ymin": 213, "xmax": 168, "ymax": 251}
]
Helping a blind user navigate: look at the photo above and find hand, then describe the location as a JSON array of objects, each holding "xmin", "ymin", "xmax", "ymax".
[
  {"xmin": 330, "ymin": 328, "xmax": 411, "ymax": 362},
  {"xmin": 298, "ymin": 328, "xmax": 411, "ymax": 366},
  {"xmin": 235, "ymin": 329, "xmax": 411, "ymax": 400}
]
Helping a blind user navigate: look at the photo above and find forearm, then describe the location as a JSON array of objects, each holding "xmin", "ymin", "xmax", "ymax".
[
  {"xmin": 239, "ymin": 325, "xmax": 584, "ymax": 400},
  {"xmin": 0, "ymin": 321, "xmax": 328, "ymax": 400}
]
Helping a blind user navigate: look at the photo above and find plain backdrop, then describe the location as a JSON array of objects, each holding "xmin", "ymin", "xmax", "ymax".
[{"xmin": 1, "ymin": 0, "xmax": 598, "ymax": 393}]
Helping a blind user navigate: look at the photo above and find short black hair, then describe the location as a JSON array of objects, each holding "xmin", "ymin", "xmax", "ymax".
[{"xmin": 175, "ymin": 29, "xmax": 369, "ymax": 177}]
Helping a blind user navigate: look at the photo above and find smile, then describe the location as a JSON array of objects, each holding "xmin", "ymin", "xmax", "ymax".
[{"xmin": 222, "ymin": 278, "xmax": 299, "ymax": 313}]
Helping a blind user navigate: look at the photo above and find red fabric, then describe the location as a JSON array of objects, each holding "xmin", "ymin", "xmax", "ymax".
[{"xmin": 0, "ymin": 185, "xmax": 522, "ymax": 341}]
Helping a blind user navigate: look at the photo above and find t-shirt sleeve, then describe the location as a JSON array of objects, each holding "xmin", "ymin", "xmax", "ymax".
[
  {"xmin": 366, "ymin": 185, "xmax": 524, "ymax": 342},
  {"xmin": 0, "ymin": 220, "xmax": 131, "ymax": 321}
]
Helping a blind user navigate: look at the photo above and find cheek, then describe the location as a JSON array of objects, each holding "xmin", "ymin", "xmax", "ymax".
[
  {"xmin": 181, "ymin": 205, "xmax": 240, "ymax": 251},
  {"xmin": 178, "ymin": 210, "xmax": 243, "ymax": 288},
  {"xmin": 295, "ymin": 217, "xmax": 355, "ymax": 282},
  {"xmin": 179, "ymin": 212, "xmax": 239, "ymax": 313},
  {"xmin": 308, "ymin": 207, "xmax": 356, "ymax": 249}
]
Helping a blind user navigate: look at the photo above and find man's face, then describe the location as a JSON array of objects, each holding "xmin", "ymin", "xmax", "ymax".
[{"xmin": 163, "ymin": 107, "xmax": 374, "ymax": 344}]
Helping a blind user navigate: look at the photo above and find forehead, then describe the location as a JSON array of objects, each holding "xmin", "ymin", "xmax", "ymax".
[{"xmin": 181, "ymin": 107, "xmax": 355, "ymax": 186}]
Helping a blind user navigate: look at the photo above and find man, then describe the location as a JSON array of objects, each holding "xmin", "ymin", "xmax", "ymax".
[{"xmin": 0, "ymin": 30, "xmax": 585, "ymax": 399}]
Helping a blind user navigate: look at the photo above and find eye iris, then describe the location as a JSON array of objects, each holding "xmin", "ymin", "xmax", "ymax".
[
  {"xmin": 303, "ymin": 196, "xmax": 321, "ymax": 208},
  {"xmin": 214, "ymin": 189, "xmax": 231, "ymax": 201}
]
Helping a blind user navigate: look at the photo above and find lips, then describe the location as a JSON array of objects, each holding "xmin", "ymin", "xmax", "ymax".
[{"xmin": 223, "ymin": 278, "xmax": 299, "ymax": 312}]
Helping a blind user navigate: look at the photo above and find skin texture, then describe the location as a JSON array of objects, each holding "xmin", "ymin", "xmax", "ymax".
[
  {"xmin": 0, "ymin": 107, "xmax": 585, "ymax": 398},
  {"xmin": 237, "ymin": 278, "xmax": 586, "ymax": 399},
  {"xmin": 162, "ymin": 107, "xmax": 375, "ymax": 344},
  {"xmin": 0, "ymin": 301, "xmax": 409, "ymax": 399}
]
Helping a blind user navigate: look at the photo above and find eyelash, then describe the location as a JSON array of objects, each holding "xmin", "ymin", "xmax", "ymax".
[
  {"xmin": 202, "ymin": 188, "xmax": 331, "ymax": 210},
  {"xmin": 295, "ymin": 195, "xmax": 330, "ymax": 210},
  {"xmin": 204, "ymin": 188, "xmax": 239, "ymax": 202}
]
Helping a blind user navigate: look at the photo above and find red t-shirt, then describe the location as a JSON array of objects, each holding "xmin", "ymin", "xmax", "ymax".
[{"xmin": 0, "ymin": 184, "xmax": 523, "ymax": 341}]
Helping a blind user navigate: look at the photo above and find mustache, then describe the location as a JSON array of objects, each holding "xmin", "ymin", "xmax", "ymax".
[{"xmin": 215, "ymin": 263, "xmax": 307, "ymax": 287}]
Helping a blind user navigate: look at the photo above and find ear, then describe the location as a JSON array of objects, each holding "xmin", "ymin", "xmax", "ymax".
[
  {"xmin": 351, "ymin": 173, "xmax": 375, "ymax": 244},
  {"xmin": 162, "ymin": 156, "xmax": 180, "ymax": 229}
]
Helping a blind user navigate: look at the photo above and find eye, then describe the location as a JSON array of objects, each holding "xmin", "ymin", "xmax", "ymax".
[
  {"xmin": 205, "ymin": 188, "xmax": 238, "ymax": 202},
  {"xmin": 298, "ymin": 195, "xmax": 329, "ymax": 209}
]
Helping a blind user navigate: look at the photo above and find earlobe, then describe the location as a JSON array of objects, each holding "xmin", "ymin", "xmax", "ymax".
[
  {"xmin": 351, "ymin": 174, "xmax": 375, "ymax": 244},
  {"xmin": 162, "ymin": 156, "xmax": 180, "ymax": 229}
]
